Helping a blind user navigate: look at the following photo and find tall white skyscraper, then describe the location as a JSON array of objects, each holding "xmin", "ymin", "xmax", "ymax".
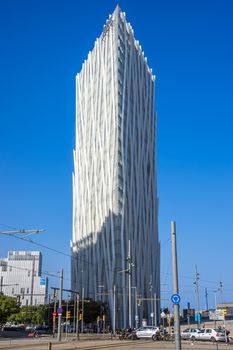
[{"xmin": 72, "ymin": 6, "xmax": 160, "ymax": 328}]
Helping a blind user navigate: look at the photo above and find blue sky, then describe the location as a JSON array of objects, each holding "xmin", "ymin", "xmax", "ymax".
[{"xmin": 0, "ymin": 0, "xmax": 232, "ymax": 311}]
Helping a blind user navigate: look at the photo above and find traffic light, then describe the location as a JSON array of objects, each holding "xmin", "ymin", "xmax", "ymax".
[
  {"xmin": 66, "ymin": 311, "xmax": 71, "ymax": 319},
  {"xmin": 53, "ymin": 289, "xmax": 57, "ymax": 300},
  {"xmin": 97, "ymin": 316, "xmax": 100, "ymax": 322},
  {"xmin": 223, "ymin": 309, "xmax": 227, "ymax": 316},
  {"xmin": 103, "ymin": 314, "xmax": 105, "ymax": 321},
  {"xmin": 79, "ymin": 312, "xmax": 82, "ymax": 320}
]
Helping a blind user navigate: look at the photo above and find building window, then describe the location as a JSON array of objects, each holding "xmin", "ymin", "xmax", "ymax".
[
  {"xmin": 1, "ymin": 262, "xmax": 7, "ymax": 272},
  {"xmin": 27, "ymin": 288, "xmax": 29, "ymax": 294},
  {"xmin": 28, "ymin": 271, "xmax": 30, "ymax": 277},
  {"xmin": 12, "ymin": 288, "xmax": 14, "ymax": 295}
]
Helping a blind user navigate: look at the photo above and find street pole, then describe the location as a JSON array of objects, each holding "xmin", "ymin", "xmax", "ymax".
[
  {"xmin": 194, "ymin": 265, "xmax": 200, "ymax": 327},
  {"xmin": 128, "ymin": 240, "xmax": 132, "ymax": 328},
  {"xmin": 135, "ymin": 288, "xmax": 138, "ymax": 328},
  {"xmin": 73, "ymin": 296, "xmax": 76, "ymax": 333},
  {"xmin": 30, "ymin": 255, "xmax": 35, "ymax": 306},
  {"xmin": 76, "ymin": 293, "xmax": 80, "ymax": 340},
  {"xmin": 171, "ymin": 221, "xmax": 182, "ymax": 350},
  {"xmin": 65, "ymin": 297, "xmax": 68, "ymax": 339},
  {"xmin": 154, "ymin": 292, "xmax": 157, "ymax": 327},
  {"xmin": 81, "ymin": 287, "xmax": 84, "ymax": 333},
  {"xmin": 205, "ymin": 288, "xmax": 209, "ymax": 311},
  {"xmin": 219, "ymin": 281, "xmax": 223, "ymax": 305},
  {"xmin": 149, "ymin": 276, "xmax": 153, "ymax": 326},
  {"xmin": 52, "ymin": 289, "xmax": 57, "ymax": 337},
  {"xmin": 113, "ymin": 284, "xmax": 116, "ymax": 335},
  {"xmin": 214, "ymin": 290, "xmax": 217, "ymax": 328},
  {"xmin": 57, "ymin": 268, "xmax": 63, "ymax": 342}
]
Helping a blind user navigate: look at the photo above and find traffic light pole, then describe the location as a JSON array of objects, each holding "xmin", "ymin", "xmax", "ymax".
[
  {"xmin": 52, "ymin": 289, "xmax": 57, "ymax": 337},
  {"xmin": 57, "ymin": 268, "xmax": 63, "ymax": 342}
]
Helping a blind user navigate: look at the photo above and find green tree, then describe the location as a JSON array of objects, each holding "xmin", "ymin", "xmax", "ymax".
[{"xmin": 0, "ymin": 295, "xmax": 20, "ymax": 325}]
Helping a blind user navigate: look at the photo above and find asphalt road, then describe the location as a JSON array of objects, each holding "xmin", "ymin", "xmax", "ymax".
[{"xmin": 0, "ymin": 337, "xmax": 232, "ymax": 350}]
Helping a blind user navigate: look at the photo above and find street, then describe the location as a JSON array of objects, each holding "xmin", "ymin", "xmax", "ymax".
[{"xmin": 0, "ymin": 336, "xmax": 233, "ymax": 350}]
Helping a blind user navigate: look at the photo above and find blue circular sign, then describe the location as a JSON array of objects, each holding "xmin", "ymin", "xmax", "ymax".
[{"xmin": 171, "ymin": 293, "xmax": 181, "ymax": 304}]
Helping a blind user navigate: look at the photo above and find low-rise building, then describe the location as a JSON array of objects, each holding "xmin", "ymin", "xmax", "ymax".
[
  {"xmin": 217, "ymin": 303, "xmax": 233, "ymax": 316},
  {"xmin": 0, "ymin": 251, "xmax": 48, "ymax": 306}
]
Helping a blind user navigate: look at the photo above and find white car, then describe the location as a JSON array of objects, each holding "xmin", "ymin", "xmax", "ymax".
[
  {"xmin": 181, "ymin": 328, "xmax": 201, "ymax": 340},
  {"xmin": 190, "ymin": 328, "xmax": 226, "ymax": 342},
  {"xmin": 135, "ymin": 326, "xmax": 160, "ymax": 340}
]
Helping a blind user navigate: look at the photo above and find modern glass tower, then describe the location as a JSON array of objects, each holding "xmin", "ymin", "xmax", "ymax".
[{"xmin": 72, "ymin": 6, "xmax": 160, "ymax": 329}]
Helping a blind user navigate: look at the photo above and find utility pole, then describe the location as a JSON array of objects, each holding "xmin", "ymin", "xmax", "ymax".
[
  {"xmin": 57, "ymin": 268, "xmax": 63, "ymax": 342},
  {"xmin": 194, "ymin": 265, "xmax": 200, "ymax": 326},
  {"xmin": 135, "ymin": 288, "xmax": 138, "ymax": 328},
  {"xmin": 81, "ymin": 287, "xmax": 84, "ymax": 333},
  {"xmin": 76, "ymin": 293, "xmax": 80, "ymax": 340},
  {"xmin": 30, "ymin": 255, "xmax": 35, "ymax": 306},
  {"xmin": 52, "ymin": 289, "xmax": 57, "ymax": 337},
  {"xmin": 154, "ymin": 292, "xmax": 157, "ymax": 327},
  {"xmin": 171, "ymin": 221, "xmax": 182, "ymax": 350},
  {"xmin": 113, "ymin": 284, "xmax": 116, "ymax": 335},
  {"xmin": 205, "ymin": 288, "xmax": 209, "ymax": 311},
  {"xmin": 73, "ymin": 296, "xmax": 76, "ymax": 333},
  {"xmin": 149, "ymin": 276, "xmax": 153, "ymax": 326},
  {"xmin": 219, "ymin": 281, "xmax": 223, "ymax": 305},
  {"xmin": 127, "ymin": 240, "xmax": 132, "ymax": 328}
]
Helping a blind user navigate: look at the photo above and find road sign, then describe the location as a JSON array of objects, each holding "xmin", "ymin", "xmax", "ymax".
[
  {"xmin": 57, "ymin": 307, "xmax": 63, "ymax": 315},
  {"xmin": 195, "ymin": 312, "xmax": 201, "ymax": 322},
  {"xmin": 171, "ymin": 293, "xmax": 181, "ymax": 304},
  {"xmin": 40, "ymin": 277, "xmax": 46, "ymax": 286},
  {"xmin": 52, "ymin": 312, "xmax": 57, "ymax": 316}
]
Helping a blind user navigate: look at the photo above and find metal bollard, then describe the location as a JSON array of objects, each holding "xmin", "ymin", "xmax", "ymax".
[{"xmin": 48, "ymin": 341, "xmax": 52, "ymax": 350}]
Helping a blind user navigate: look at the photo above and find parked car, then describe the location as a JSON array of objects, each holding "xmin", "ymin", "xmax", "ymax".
[
  {"xmin": 181, "ymin": 328, "xmax": 201, "ymax": 340},
  {"xmin": 33, "ymin": 325, "xmax": 51, "ymax": 334},
  {"xmin": 135, "ymin": 326, "xmax": 160, "ymax": 340},
  {"xmin": 190, "ymin": 328, "xmax": 226, "ymax": 342}
]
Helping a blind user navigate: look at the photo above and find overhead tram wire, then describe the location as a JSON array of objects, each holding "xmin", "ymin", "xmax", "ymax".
[
  {"xmin": 3, "ymin": 231, "xmax": 142, "ymax": 276},
  {"xmin": 2, "ymin": 227, "xmax": 232, "ymax": 290}
]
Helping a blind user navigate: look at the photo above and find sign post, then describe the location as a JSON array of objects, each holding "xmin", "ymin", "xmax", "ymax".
[{"xmin": 171, "ymin": 221, "xmax": 182, "ymax": 350}]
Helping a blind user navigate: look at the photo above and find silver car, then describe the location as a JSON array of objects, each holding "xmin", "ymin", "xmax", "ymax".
[
  {"xmin": 135, "ymin": 326, "xmax": 160, "ymax": 340},
  {"xmin": 181, "ymin": 328, "xmax": 201, "ymax": 340},
  {"xmin": 194, "ymin": 328, "xmax": 226, "ymax": 342}
]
